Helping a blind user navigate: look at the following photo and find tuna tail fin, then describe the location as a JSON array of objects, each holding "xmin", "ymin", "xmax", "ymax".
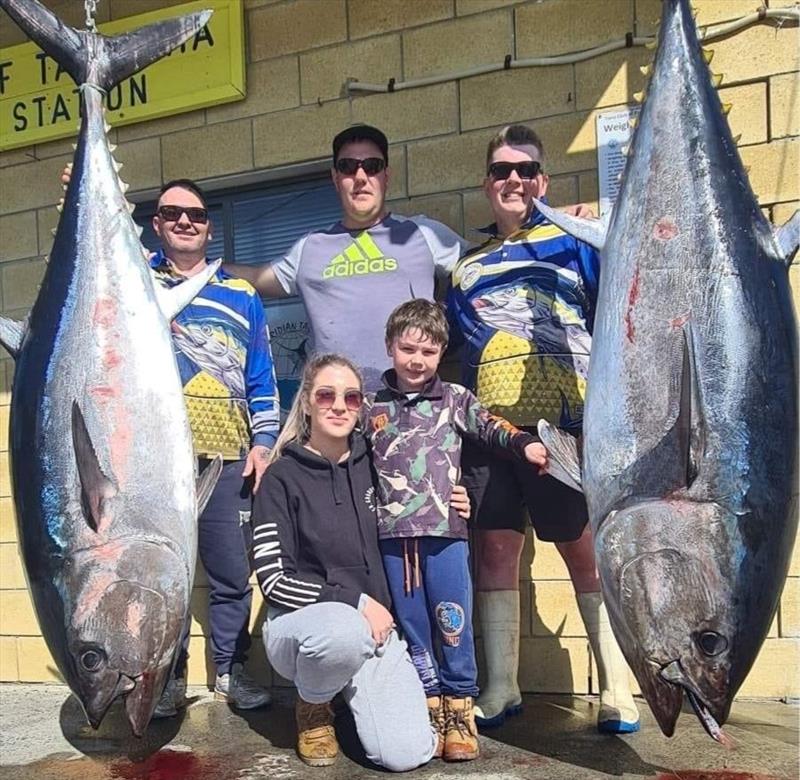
[
  {"xmin": 155, "ymin": 259, "xmax": 222, "ymax": 321},
  {"xmin": 71, "ymin": 402, "xmax": 118, "ymax": 533},
  {"xmin": 0, "ymin": 316, "xmax": 27, "ymax": 358},
  {"xmin": 0, "ymin": 0, "xmax": 212, "ymax": 91},
  {"xmin": 537, "ymin": 420, "xmax": 583, "ymax": 493},
  {"xmin": 774, "ymin": 210, "xmax": 800, "ymax": 266},
  {"xmin": 532, "ymin": 197, "xmax": 608, "ymax": 250},
  {"xmin": 197, "ymin": 455, "xmax": 223, "ymax": 516}
]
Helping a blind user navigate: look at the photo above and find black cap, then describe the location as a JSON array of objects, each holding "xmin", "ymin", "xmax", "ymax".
[{"xmin": 332, "ymin": 124, "xmax": 389, "ymax": 164}]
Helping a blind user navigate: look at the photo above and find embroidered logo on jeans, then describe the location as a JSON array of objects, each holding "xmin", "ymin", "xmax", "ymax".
[{"xmin": 435, "ymin": 601, "xmax": 466, "ymax": 647}]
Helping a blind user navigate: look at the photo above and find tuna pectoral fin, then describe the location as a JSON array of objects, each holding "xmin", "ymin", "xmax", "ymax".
[
  {"xmin": 616, "ymin": 329, "xmax": 704, "ymax": 494},
  {"xmin": 0, "ymin": 0, "xmax": 211, "ymax": 91},
  {"xmin": 71, "ymin": 403, "xmax": 117, "ymax": 532},
  {"xmin": 537, "ymin": 420, "xmax": 583, "ymax": 492},
  {"xmin": 197, "ymin": 455, "xmax": 223, "ymax": 516},
  {"xmin": 532, "ymin": 197, "xmax": 608, "ymax": 250},
  {"xmin": 774, "ymin": 210, "xmax": 799, "ymax": 265},
  {"xmin": 0, "ymin": 316, "xmax": 26, "ymax": 358},
  {"xmin": 155, "ymin": 259, "xmax": 222, "ymax": 321}
]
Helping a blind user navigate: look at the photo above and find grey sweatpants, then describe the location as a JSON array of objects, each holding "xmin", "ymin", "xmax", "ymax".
[{"xmin": 264, "ymin": 601, "xmax": 437, "ymax": 772}]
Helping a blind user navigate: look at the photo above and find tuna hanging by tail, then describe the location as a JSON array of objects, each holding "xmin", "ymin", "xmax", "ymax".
[
  {"xmin": 0, "ymin": 0, "xmax": 221, "ymax": 736},
  {"xmin": 534, "ymin": 0, "xmax": 798, "ymax": 743}
]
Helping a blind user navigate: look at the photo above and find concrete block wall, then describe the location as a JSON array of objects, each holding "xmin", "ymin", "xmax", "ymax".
[{"xmin": 0, "ymin": 0, "xmax": 798, "ymax": 700}]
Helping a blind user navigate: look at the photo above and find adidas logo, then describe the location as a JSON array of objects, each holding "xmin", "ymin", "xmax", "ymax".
[{"xmin": 322, "ymin": 233, "xmax": 399, "ymax": 279}]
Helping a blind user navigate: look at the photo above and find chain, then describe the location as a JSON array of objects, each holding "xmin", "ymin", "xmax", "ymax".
[{"xmin": 84, "ymin": 0, "xmax": 99, "ymax": 31}]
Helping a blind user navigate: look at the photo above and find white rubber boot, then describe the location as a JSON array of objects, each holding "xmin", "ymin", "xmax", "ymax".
[
  {"xmin": 577, "ymin": 591, "xmax": 640, "ymax": 733},
  {"xmin": 474, "ymin": 590, "xmax": 523, "ymax": 728}
]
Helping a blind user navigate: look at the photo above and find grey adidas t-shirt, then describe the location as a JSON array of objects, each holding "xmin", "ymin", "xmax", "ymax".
[{"xmin": 272, "ymin": 214, "xmax": 469, "ymax": 390}]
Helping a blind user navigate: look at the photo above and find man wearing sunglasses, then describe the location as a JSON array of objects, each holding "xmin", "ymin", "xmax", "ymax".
[
  {"xmin": 227, "ymin": 124, "xmax": 469, "ymax": 391},
  {"xmin": 149, "ymin": 179, "xmax": 279, "ymax": 717},
  {"xmin": 447, "ymin": 125, "xmax": 640, "ymax": 735}
]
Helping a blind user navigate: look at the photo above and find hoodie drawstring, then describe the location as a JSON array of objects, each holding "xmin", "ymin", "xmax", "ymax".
[{"xmin": 403, "ymin": 538, "xmax": 421, "ymax": 595}]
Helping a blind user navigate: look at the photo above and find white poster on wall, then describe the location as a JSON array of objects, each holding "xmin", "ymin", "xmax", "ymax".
[
  {"xmin": 596, "ymin": 106, "xmax": 641, "ymax": 217},
  {"xmin": 265, "ymin": 298, "xmax": 314, "ymax": 421}
]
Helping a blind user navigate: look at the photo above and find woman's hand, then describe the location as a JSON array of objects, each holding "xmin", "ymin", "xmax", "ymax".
[
  {"xmin": 361, "ymin": 595, "xmax": 395, "ymax": 646},
  {"xmin": 451, "ymin": 483, "xmax": 471, "ymax": 519}
]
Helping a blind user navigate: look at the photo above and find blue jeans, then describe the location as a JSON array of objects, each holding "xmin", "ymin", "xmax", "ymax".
[{"xmin": 380, "ymin": 537, "xmax": 479, "ymax": 698}]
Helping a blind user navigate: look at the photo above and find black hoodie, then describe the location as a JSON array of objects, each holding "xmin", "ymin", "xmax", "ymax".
[{"xmin": 252, "ymin": 435, "xmax": 391, "ymax": 612}]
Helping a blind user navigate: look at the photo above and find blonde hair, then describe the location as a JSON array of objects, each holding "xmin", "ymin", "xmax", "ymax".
[{"xmin": 268, "ymin": 353, "xmax": 363, "ymax": 465}]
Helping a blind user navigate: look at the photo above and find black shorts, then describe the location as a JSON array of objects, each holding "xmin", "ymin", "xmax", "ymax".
[{"xmin": 461, "ymin": 437, "xmax": 588, "ymax": 543}]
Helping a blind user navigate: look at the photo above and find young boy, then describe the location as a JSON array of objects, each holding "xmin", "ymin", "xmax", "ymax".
[{"xmin": 361, "ymin": 299, "xmax": 547, "ymax": 762}]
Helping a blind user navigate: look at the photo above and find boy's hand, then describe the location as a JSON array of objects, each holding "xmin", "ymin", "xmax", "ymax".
[
  {"xmin": 450, "ymin": 483, "xmax": 471, "ymax": 519},
  {"xmin": 524, "ymin": 442, "xmax": 549, "ymax": 474}
]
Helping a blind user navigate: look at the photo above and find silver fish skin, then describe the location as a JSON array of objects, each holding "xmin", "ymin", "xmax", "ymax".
[
  {"xmin": 535, "ymin": 0, "xmax": 797, "ymax": 740},
  {"xmin": 0, "ymin": 0, "xmax": 215, "ymax": 736}
]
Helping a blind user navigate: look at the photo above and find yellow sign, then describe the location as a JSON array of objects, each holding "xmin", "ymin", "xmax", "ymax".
[{"xmin": 0, "ymin": 0, "xmax": 245, "ymax": 152}]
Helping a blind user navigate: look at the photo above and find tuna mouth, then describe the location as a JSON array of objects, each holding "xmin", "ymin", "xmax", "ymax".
[{"xmin": 659, "ymin": 660, "xmax": 733, "ymax": 747}]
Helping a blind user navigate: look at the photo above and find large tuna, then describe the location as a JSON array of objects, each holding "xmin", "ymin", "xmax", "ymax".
[
  {"xmin": 535, "ymin": 0, "xmax": 798, "ymax": 742},
  {"xmin": 0, "ymin": 0, "xmax": 220, "ymax": 735}
]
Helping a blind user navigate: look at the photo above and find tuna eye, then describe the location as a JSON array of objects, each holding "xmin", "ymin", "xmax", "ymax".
[
  {"xmin": 696, "ymin": 631, "xmax": 728, "ymax": 656},
  {"xmin": 80, "ymin": 648, "xmax": 106, "ymax": 672}
]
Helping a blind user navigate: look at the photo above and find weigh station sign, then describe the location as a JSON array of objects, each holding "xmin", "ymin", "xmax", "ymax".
[{"xmin": 0, "ymin": 0, "xmax": 245, "ymax": 152}]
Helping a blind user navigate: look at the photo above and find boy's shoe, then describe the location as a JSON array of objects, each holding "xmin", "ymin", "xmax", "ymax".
[
  {"xmin": 426, "ymin": 695, "xmax": 446, "ymax": 758},
  {"xmin": 296, "ymin": 698, "xmax": 338, "ymax": 767},
  {"xmin": 443, "ymin": 696, "xmax": 480, "ymax": 762},
  {"xmin": 152, "ymin": 676, "xmax": 187, "ymax": 719},
  {"xmin": 214, "ymin": 663, "xmax": 272, "ymax": 710}
]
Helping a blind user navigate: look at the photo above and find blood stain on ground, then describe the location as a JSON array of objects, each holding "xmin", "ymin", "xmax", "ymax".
[{"xmin": 109, "ymin": 749, "xmax": 229, "ymax": 780}]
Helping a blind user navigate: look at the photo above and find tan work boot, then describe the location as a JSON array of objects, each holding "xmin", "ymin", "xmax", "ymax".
[
  {"xmin": 443, "ymin": 696, "xmax": 479, "ymax": 761},
  {"xmin": 427, "ymin": 695, "xmax": 446, "ymax": 758},
  {"xmin": 295, "ymin": 698, "xmax": 338, "ymax": 767}
]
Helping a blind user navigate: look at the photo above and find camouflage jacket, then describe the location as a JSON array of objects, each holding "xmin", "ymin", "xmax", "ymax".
[{"xmin": 362, "ymin": 371, "xmax": 538, "ymax": 540}]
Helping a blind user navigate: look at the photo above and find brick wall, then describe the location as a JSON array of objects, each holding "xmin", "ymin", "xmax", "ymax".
[{"xmin": 0, "ymin": 0, "xmax": 798, "ymax": 698}]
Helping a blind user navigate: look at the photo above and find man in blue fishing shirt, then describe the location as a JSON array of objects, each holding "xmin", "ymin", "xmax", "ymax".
[
  {"xmin": 150, "ymin": 178, "xmax": 279, "ymax": 716},
  {"xmin": 448, "ymin": 125, "xmax": 640, "ymax": 734}
]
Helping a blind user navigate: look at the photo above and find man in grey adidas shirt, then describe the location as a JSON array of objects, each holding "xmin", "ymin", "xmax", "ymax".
[{"xmin": 228, "ymin": 125, "xmax": 468, "ymax": 390}]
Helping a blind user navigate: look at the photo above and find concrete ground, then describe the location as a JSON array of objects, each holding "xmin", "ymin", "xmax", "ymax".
[{"xmin": 0, "ymin": 685, "xmax": 796, "ymax": 780}]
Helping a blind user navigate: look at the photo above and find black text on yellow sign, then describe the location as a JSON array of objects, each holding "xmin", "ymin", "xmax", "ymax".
[{"xmin": 0, "ymin": 0, "xmax": 245, "ymax": 152}]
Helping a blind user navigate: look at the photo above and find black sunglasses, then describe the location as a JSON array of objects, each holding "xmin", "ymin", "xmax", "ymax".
[
  {"xmin": 335, "ymin": 157, "xmax": 387, "ymax": 176},
  {"xmin": 487, "ymin": 161, "xmax": 542, "ymax": 180},
  {"xmin": 157, "ymin": 205, "xmax": 209, "ymax": 224}
]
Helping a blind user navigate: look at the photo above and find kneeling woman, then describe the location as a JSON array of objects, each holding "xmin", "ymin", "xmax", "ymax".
[{"xmin": 252, "ymin": 354, "xmax": 436, "ymax": 771}]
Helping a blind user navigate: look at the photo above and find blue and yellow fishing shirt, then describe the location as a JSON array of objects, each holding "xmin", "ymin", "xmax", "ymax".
[
  {"xmin": 151, "ymin": 251, "xmax": 280, "ymax": 460},
  {"xmin": 447, "ymin": 206, "xmax": 600, "ymax": 432}
]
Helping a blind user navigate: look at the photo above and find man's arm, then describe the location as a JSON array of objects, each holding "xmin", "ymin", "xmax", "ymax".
[
  {"xmin": 222, "ymin": 262, "xmax": 289, "ymax": 299},
  {"xmin": 242, "ymin": 291, "xmax": 281, "ymax": 493},
  {"xmin": 224, "ymin": 234, "xmax": 308, "ymax": 299}
]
